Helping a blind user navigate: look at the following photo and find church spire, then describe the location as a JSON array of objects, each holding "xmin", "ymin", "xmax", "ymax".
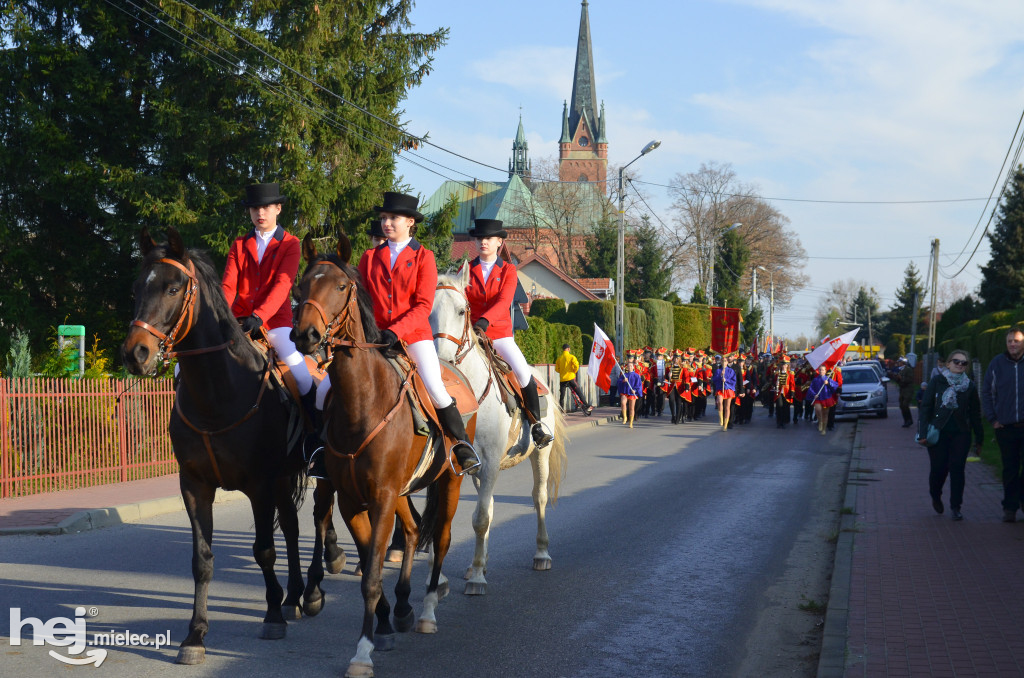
[
  {"xmin": 509, "ymin": 111, "xmax": 531, "ymax": 180},
  {"xmin": 568, "ymin": 0, "xmax": 599, "ymax": 141}
]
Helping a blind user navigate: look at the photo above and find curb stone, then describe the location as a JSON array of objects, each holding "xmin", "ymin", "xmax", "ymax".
[{"xmin": 816, "ymin": 418, "xmax": 861, "ymax": 678}]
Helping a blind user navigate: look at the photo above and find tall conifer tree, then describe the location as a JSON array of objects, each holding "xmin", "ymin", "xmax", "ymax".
[{"xmin": 980, "ymin": 165, "xmax": 1024, "ymax": 310}]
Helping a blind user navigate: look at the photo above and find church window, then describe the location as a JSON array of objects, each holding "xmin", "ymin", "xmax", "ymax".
[{"xmin": 578, "ymin": 136, "xmax": 589, "ymax": 147}]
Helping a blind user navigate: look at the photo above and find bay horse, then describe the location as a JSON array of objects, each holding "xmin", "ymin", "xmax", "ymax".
[
  {"xmin": 120, "ymin": 227, "xmax": 343, "ymax": 664},
  {"xmin": 432, "ymin": 269, "xmax": 567, "ymax": 594},
  {"xmin": 292, "ymin": 232, "xmax": 467, "ymax": 678}
]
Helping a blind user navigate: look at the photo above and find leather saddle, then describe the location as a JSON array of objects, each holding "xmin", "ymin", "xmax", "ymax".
[{"xmin": 475, "ymin": 333, "xmax": 549, "ymax": 416}]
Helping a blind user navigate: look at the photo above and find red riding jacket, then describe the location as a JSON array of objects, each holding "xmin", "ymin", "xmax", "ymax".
[
  {"xmin": 465, "ymin": 256, "xmax": 517, "ymax": 341},
  {"xmin": 221, "ymin": 226, "xmax": 300, "ymax": 330},
  {"xmin": 358, "ymin": 239, "xmax": 437, "ymax": 345}
]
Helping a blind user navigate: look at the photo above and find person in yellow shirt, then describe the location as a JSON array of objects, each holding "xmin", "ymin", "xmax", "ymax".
[{"xmin": 555, "ymin": 343, "xmax": 593, "ymax": 414}]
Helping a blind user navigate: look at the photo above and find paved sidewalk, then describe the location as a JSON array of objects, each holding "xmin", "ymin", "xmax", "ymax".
[
  {"xmin": 820, "ymin": 416, "xmax": 1024, "ymax": 677},
  {"xmin": 0, "ymin": 406, "xmax": 622, "ymax": 535}
]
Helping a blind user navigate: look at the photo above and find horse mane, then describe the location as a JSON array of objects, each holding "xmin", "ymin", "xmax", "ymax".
[
  {"xmin": 312, "ymin": 253, "xmax": 381, "ymax": 344},
  {"xmin": 142, "ymin": 244, "xmax": 261, "ymax": 369},
  {"xmin": 435, "ymin": 272, "xmax": 466, "ymax": 293}
]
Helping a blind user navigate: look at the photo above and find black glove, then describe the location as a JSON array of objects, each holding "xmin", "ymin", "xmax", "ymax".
[
  {"xmin": 473, "ymin": 318, "xmax": 489, "ymax": 334},
  {"xmin": 240, "ymin": 314, "xmax": 263, "ymax": 335},
  {"xmin": 379, "ymin": 329, "xmax": 398, "ymax": 354}
]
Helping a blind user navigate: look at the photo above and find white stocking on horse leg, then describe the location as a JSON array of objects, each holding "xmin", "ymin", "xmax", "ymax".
[
  {"xmin": 345, "ymin": 636, "xmax": 375, "ymax": 678},
  {"xmin": 464, "ymin": 489, "xmax": 495, "ymax": 595}
]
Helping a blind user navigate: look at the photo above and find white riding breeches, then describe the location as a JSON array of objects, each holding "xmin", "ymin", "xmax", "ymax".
[
  {"xmin": 268, "ymin": 327, "xmax": 312, "ymax": 395},
  {"xmin": 406, "ymin": 339, "xmax": 454, "ymax": 408},
  {"xmin": 314, "ymin": 338, "xmax": 453, "ymax": 411},
  {"xmin": 491, "ymin": 336, "xmax": 533, "ymax": 388}
]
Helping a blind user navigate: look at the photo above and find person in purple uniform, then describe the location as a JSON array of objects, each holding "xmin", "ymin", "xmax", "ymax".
[
  {"xmin": 618, "ymin": 359, "xmax": 645, "ymax": 429},
  {"xmin": 712, "ymin": 354, "xmax": 738, "ymax": 432},
  {"xmin": 806, "ymin": 365, "xmax": 840, "ymax": 436}
]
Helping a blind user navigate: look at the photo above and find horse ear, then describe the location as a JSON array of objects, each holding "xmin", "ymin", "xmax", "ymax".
[
  {"xmin": 139, "ymin": 227, "xmax": 157, "ymax": 256},
  {"xmin": 302, "ymin": 233, "xmax": 318, "ymax": 264},
  {"xmin": 167, "ymin": 226, "xmax": 186, "ymax": 259},
  {"xmin": 459, "ymin": 261, "xmax": 470, "ymax": 288},
  {"xmin": 336, "ymin": 228, "xmax": 352, "ymax": 264}
]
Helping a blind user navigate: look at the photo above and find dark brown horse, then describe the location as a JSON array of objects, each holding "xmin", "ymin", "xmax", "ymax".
[
  {"xmin": 120, "ymin": 227, "xmax": 343, "ymax": 664},
  {"xmin": 292, "ymin": 232, "xmax": 467, "ymax": 678}
]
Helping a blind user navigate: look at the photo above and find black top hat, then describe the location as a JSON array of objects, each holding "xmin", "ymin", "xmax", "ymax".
[
  {"xmin": 242, "ymin": 182, "xmax": 287, "ymax": 207},
  {"xmin": 373, "ymin": 192, "xmax": 424, "ymax": 223},
  {"xmin": 468, "ymin": 218, "xmax": 507, "ymax": 239},
  {"xmin": 367, "ymin": 219, "xmax": 386, "ymax": 239}
]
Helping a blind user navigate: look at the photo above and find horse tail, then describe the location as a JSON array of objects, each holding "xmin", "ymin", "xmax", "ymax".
[
  {"xmin": 416, "ymin": 483, "xmax": 440, "ymax": 552},
  {"xmin": 546, "ymin": 406, "xmax": 568, "ymax": 505}
]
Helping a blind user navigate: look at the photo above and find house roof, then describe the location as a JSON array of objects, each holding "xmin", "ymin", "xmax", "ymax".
[
  {"xmin": 517, "ymin": 253, "xmax": 600, "ymax": 300},
  {"xmin": 419, "ymin": 179, "xmax": 503, "ymax": 234},
  {"xmin": 575, "ymin": 277, "xmax": 613, "ymax": 291}
]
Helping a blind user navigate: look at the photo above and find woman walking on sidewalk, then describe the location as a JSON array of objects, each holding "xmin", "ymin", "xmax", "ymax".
[{"xmin": 917, "ymin": 348, "xmax": 983, "ymax": 521}]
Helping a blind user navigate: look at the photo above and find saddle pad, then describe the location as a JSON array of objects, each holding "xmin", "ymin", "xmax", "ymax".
[{"xmin": 439, "ymin": 360, "xmax": 479, "ymax": 416}]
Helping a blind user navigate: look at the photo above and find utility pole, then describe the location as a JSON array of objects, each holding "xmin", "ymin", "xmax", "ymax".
[
  {"xmin": 909, "ymin": 292, "xmax": 920, "ymax": 365},
  {"xmin": 751, "ymin": 267, "xmax": 757, "ymax": 310},
  {"xmin": 928, "ymin": 238, "xmax": 940, "ymax": 352},
  {"xmin": 867, "ymin": 306, "xmax": 874, "ymax": 358}
]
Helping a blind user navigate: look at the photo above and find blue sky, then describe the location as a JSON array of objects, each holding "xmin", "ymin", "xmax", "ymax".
[{"xmin": 393, "ymin": 0, "xmax": 1024, "ymax": 340}]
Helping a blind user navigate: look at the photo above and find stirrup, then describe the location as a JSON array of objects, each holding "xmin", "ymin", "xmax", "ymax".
[
  {"xmin": 305, "ymin": 446, "xmax": 328, "ymax": 480},
  {"xmin": 448, "ymin": 440, "xmax": 481, "ymax": 477},
  {"xmin": 530, "ymin": 422, "xmax": 554, "ymax": 449}
]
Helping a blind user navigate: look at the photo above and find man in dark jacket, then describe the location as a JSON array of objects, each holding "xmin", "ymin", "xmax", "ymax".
[{"xmin": 982, "ymin": 326, "xmax": 1024, "ymax": 522}]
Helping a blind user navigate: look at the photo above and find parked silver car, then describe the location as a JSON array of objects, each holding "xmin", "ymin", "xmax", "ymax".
[{"xmin": 835, "ymin": 365, "xmax": 889, "ymax": 418}]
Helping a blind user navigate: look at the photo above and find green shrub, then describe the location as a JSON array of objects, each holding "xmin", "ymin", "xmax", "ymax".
[
  {"xmin": 560, "ymin": 300, "xmax": 616, "ymax": 346},
  {"xmin": 582, "ymin": 333, "xmax": 594, "ymax": 356},
  {"xmin": 546, "ymin": 322, "xmax": 583, "ymax": 364},
  {"xmin": 516, "ymin": 316, "xmax": 549, "ymax": 364},
  {"xmin": 639, "ymin": 298, "xmax": 674, "ymax": 349},
  {"xmin": 674, "ymin": 304, "xmax": 711, "ymax": 351},
  {"xmin": 625, "ymin": 307, "xmax": 647, "ymax": 350},
  {"xmin": 529, "ymin": 298, "xmax": 567, "ymax": 321}
]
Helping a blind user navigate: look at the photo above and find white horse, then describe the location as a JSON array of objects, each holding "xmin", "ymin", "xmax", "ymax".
[{"xmin": 430, "ymin": 269, "xmax": 567, "ymax": 595}]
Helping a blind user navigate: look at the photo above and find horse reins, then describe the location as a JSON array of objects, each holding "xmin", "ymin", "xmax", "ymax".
[{"xmin": 434, "ymin": 283, "xmax": 498, "ymax": 405}]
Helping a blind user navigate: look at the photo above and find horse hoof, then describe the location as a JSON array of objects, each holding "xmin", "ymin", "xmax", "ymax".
[
  {"xmin": 259, "ymin": 622, "xmax": 287, "ymax": 640},
  {"xmin": 386, "ymin": 549, "xmax": 404, "ymax": 563},
  {"xmin": 374, "ymin": 633, "xmax": 395, "ymax": 652},
  {"xmin": 394, "ymin": 609, "xmax": 416, "ymax": 633},
  {"xmin": 345, "ymin": 661, "xmax": 374, "ymax": 678},
  {"xmin": 354, "ymin": 565, "xmax": 363, "ymax": 577},
  {"xmin": 533, "ymin": 557, "xmax": 552, "ymax": 571},
  {"xmin": 303, "ymin": 594, "xmax": 324, "ymax": 618},
  {"xmin": 282, "ymin": 604, "xmax": 302, "ymax": 621},
  {"xmin": 326, "ymin": 553, "xmax": 346, "ymax": 575},
  {"xmin": 464, "ymin": 581, "xmax": 486, "ymax": 596},
  {"xmin": 175, "ymin": 646, "xmax": 206, "ymax": 665},
  {"xmin": 415, "ymin": 619, "xmax": 437, "ymax": 634}
]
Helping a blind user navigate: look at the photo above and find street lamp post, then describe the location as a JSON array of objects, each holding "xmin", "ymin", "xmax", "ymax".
[
  {"xmin": 709, "ymin": 222, "xmax": 742, "ymax": 306},
  {"xmin": 757, "ymin": 265, "xmax": 773, "ymax": 344},
  {"xmin": 616, "ymin": 139, "xmax": 661, "ymax": 354}
]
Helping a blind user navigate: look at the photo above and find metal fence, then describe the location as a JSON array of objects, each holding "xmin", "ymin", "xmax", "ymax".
[
  {"xmin": 0, "ymin": 378, "xmax": 176, "ymax": 498},
  {"xmin": 536, "ymin": 363, "xmax": 603, "ymax": 412}
]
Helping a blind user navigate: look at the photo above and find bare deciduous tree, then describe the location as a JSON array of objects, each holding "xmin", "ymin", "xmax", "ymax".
[{"xmin": 665, "ymin": 161, "xmax": 808, "ymax": 306}]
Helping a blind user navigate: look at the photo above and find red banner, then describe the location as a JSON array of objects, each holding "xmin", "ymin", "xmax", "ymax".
[{"xmin": 710, "ymin": 307, "xmax": 742, "ymax": 354}]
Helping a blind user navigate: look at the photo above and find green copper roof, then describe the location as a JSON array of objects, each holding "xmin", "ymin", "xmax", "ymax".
[
  {"xmin": 597, "ymin": 101, "xmax": 607, "ymax": 144},
  {"xmin": 419, "ymin": 179, "xmax": 504, "ymax": 234},
  {"xmin": 478, "ymin": 174, "xmax": 554, "ymax": 229},
  {"xmin": 560, "ymin": 101, "xmax": 571, "ymax": 143},
  {"xmin": 514, "ymin": 114, "xmax": 528, "ymax": 149}
]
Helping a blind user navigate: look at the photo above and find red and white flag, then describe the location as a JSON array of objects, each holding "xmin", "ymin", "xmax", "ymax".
[
  {"xmin": 588, "ymin": 323, "xmax": 616, "ymax": 392},
  {"xmin": 806, "ymin": 328, "xmax": 859, "ymax": 370}
]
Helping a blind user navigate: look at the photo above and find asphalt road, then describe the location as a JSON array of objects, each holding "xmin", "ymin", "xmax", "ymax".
[{"xmin": 1, "ymin": 411, "xmax": 850, "ymax": 678}]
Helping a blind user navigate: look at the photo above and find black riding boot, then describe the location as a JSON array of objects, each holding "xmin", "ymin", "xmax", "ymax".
[
  {"xmin": 301, "ymin": 389, "xmax": 327, "ymax": 479},
  {"xmin": 523, "ymin": 378, "xmax": 554, "ymax": 449},
  {"xmin": 436, "ymin": 403, "xmax": 480, "ymax": 476}
]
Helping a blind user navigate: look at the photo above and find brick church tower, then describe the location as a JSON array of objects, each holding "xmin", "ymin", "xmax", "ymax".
[{"xmin": 558, "ymin": 0, "xmax": 608, "ymax": 186}]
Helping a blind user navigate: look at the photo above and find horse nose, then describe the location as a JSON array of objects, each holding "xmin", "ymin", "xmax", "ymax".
[
  {"xmin": 122, "ymin": 342, "xmax": 151, "ymax": 375},
  {"xmin": 294, "ymin": 326, "xmax": 321, "ymax": 353},
  {"xmin": 289, "ymin": 328, "xmax": 297, "ymax": 343}
]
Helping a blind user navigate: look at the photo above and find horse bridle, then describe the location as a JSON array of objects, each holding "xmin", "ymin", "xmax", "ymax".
[
  {"xmin": 434, "ymin": 284, "xmax": 474, "ymax": 365},
  {"xmin": 297, "ymin": 259, "xmax": 387, "ymax": 358},
  {"xmin": 129, "ymin": 257, "xmax": 233, "ymax": 369}
]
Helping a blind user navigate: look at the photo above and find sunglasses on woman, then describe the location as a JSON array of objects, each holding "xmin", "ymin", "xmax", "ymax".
[{"xmin": 950, "ymin": 358, "xmax": 969, "ymax": 366}]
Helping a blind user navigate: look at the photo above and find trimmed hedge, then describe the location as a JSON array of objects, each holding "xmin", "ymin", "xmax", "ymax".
[
  {"xmin": 582, "ymin": 333, "xmax": 594, "ymax": 355},
  {"xmin": 516, "ymin": 315, "xmax": 550, "ymax": 365},
  {"xmin": 515, "ymin": 315, "xmax": 585, "ymax": 364},
  {"xmin": 673, "ymin": 304, "xmax": 711, "ymax": 351},
  {"xmin": 640, "ymin": 298, "xmax": 674, "ymax": 350},
  {"xmin": 529, "ymin": 297, "xmax": 567, "ymax": 321},
  {"xmin": 625, "ymin": 307, "xmax": 647, "ymax": 349}
]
